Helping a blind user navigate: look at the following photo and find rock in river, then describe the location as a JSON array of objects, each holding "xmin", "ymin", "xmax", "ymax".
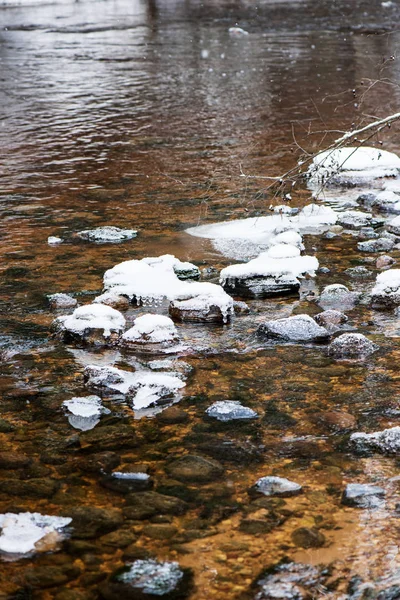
[
  {"xmin": 370, "ymin": 269, "xmax": 400, "ymax": 308},
  {"xmin": 350, "ymin": 426, "xmax": 400, "ymax": 455},
  {"xmin": 166, "ymin": 455, "xmax": 224, "ymax": 483},
  {"xmin": 101, "ymin": 471, "xmax": 153, "ymax": 494},
  {"xmin": 206, "ymin": 401, "xmax": 258, "ymax": 422},
  {"xmin": 357, "ymin": 238, "xmax": 395, "ymax": 253},
  {"xmin": 53, "ymin": 304, "xmax": 125, "ymax": 346},
  {"xmin": 327, "ymin": 333, "xmax": 378, "ymax": 359},
  {"xmin": 314, "ymin": 309, "xmax": 348, "ymax": 330},
  {"xmin": 251, "ymin": 476, "xmax": 302, "ymax": 498},
  {"xmin": 100, "ymin": 559, "xmax": 193, "ymax": 600},
  {"xmin": 337, "ymin": 210, "xmax": 373, "ymax": 229},
  {"xmin": 342, "ymin": 483, "xmax": 385, "ymax": 508},
  {"xmin": 253, "ymin": 561, "xmax": 329, "ymax": 600},
  {"xmin": 48, "ymin": 293, "xmax": 77, "ymax": 310},
  {"xmin": 76, "ymin": 226, "xmax": 137, "ymax": 243},
  {"xmin": 121, "ymin": 314, "xmax": 180, "ymax": 352},
  {"xmin": 257, "ymin": 314, "xmax": 330, "ymax": 343},
  {"xmin": 318, "ymin": 284, "xmax": 359, "ymax": 310}
]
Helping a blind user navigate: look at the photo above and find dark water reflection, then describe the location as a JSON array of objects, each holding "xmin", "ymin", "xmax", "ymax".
[{"xmin": 2, "ymin": 0, "xmax": 400, "ymax": 597}]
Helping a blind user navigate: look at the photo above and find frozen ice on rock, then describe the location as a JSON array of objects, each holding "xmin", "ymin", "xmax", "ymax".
[
  {"xmin": 76, "ymin": 226, "xmax": 137, "ymax": 243},
  {"xmin": 257, "ymin": 314, "xmax": 330, "ymax": 343},
  {"xmin": 370, "ymin": 269, "xmax": 400, "ymax": 308},
  {"xmin": 219, "ymin": 245, "xmax": 318, "ymax": 299},
  {"xmin": 350, "ymin": 426, "xmax": 400, "ymax": 455},
  {"xmin": 342, "ymin": 483, "xmax": 385, "ymax": 508},
  {"xmin": 357, "ymin": 238, "xmax": 395, "ymax": 253},
  {"xmin": 0, "ymin": 513, "xmax": 71, "ymax": 555},
  {"xmin": 307, "ymin": 147, "xmax": 400, "ymax": 185},
  {"xmin": 206, "ymin": 401, "xmax": 258, "ymax": 422},
  {"xmin": 122, "ymin": 315, "xmax": 180, "ymax": 349},
  {"xmin": 337, "ymin": 210, "xmax": 373, "ymax": 229},
  {"xmin": 319, "ymin": 284, "xmax": 359, "ymax": 310},
  {"xmin": 48, "ymin": 293, "xmax": 77, "ymax": 310},
  {"xmin": 328, "ymin": 333, "xmax": 378, "ymax": 359},
  {"xmin": 169, "ymin": 282, "xmax": 234, "ymax": 323},
  {"xmin": 53, "ymin": 304, "xmax": 125, "ymax": 346},
  {"xmin": 253, "ymin": 476, "xmax": 302, "ymax": 497},
  {"xmin": 47, "ymin": 236, "xmax": 63, "ymax": 245},
  {"xmin": 93, "ymin": 291, "xmax": 130, "ymax": 310}
]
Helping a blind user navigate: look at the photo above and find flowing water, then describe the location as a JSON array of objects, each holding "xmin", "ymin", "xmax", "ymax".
[{"xmin": 2, "ymin": 0, "xmax": 400, "ymax": 598}]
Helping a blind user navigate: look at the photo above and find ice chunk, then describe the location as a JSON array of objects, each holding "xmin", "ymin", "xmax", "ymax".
[
  {"xmin": 0, "ymin": 513, "xmax": 71, "ymax": 555},
  {"xmin": 63, "ymin": 395, "xmax": 108, "ymax": 418}
]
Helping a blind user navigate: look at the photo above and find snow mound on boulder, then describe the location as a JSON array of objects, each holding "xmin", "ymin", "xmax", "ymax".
[
  {"xmin": 122, "ymin": 315, "xmax": 179, "ymax": 346},
  {"xmin": 370, "ymin": 269, "xmax": 400, "ymax": 308},
  {"xmin": 53, "ymin": 304, "xmax": 125, "ymax": 343}
]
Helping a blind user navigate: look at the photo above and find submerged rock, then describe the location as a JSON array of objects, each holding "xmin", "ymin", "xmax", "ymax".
[
  {"xmin": 257, "ymin": 314, "xmax": 330, "ymax": 343},
  {"xmin": 101, "ymin": 471, "xmax": 153, "ymax": 494},
  {"xmin": 328, "ymin": 333, "xmax": 378, "ymax": 359},
  {"xmin": 291, "ymin": 527, "xmax": 325, "ymax": 548},
  {"xmin": 205, "ymin": 401, "xmax": 258, "ymax": 422},
  {"xmin": 252, "ymin": 476, "xmax": 302, "ymax": 497},
  {"xmin": 318, "ymin": 284, "xmax": 359, "ymax": 310},
  {"xmin": 48, "ymin": 293, "xmax": 77, "ymax": 310},
  {"xmin": 53, "ymin": 304, "xmax": 125, "ymax": 346},
  {"xmin": 350, "ymin": 426, "xmax": 400, "ymax": 455},
  {"xmin": 370, "ymin": 269, "xmax": 400, "ymax": 308},
  {"xmin": 166, "ymin": 455, "xmax": 224, "ymax": 483},
  {"xmin": 121, "ymin": 314, "xmax": 180, "ymax": 352},
  {"xmin": 123, "ymin": 491, "xmax": 188, "ymax": 520},
  {"xmin": 75, "ymin": 226, "xmax": 137, "ymax": 243},
  {"xmin": 342, "ymin": 483, "xmax": 385, "ymax": 508},
  {"xmin": 0, "ymin": 513, "xmax": 71, "ymax": 555},
  {"xmin": 254, "ymin": 561, "xmax": 327, "ymax": 599},
  {"xmin": 100, "ymin": 559, "xmax": 193, "ymax": 600}
]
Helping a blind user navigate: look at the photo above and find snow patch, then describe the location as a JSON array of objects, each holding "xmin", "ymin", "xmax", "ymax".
[{"xmin": 0, "ymin": 513, "xmax": 71, "ymax": 555}]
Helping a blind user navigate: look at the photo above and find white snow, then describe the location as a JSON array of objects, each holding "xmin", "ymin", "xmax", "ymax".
[
  {"xmin": 122, "ymin": 314, "xmax": 179, "ymax": 344},
  {"xmin": 308, "ymin": 147, "xmax": 400, "ymax": 182},
  {"xmin": 48, "ymin": 236, "xmax": 63, "ymax": 245},
  {"xmin": 62, "ymin": 395, "xmax": 108, "ymax": 418},
  {"xmin": 371, "ymin": 269, "xmax": 400, "ymax": 298},
  {"xmin": 387, "ymin": 215, "xmax": 400, "ymax": 234},
  {"xmin": 56, "ymin": 304, "xmax": 126, "ymax": 338},
  {"xmin": 228, "ymin": 27, "xmax": 249, "ymax": 37},
  {"xmin": 0, "ymin": 513, "xmax": 71, "ymax": 555}
]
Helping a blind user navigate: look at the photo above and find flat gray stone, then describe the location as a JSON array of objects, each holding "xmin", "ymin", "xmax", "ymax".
[{"xmin": 342, "ymin": 483, "xmax": 385, "ymax": 508}]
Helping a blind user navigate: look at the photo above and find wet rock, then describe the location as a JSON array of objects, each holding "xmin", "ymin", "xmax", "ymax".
[
  {"xmin": 372, "ymin": 191, "xmax": 400, "ymax": 213},
  {"xmin": 254, "ymin": 561, "xmax": 329, "ymax": 599},
  {"xmin": 358, "ymin": 238, "xmax": 395, "ymax": 252},
  {"xmin": 387, "ymin": 214, "xmax": 400, "ymax": 235},
  {"xmin": 76, "ymin": 226, "xmax": 137, "ymax": 243},
  {"xmin": 291, "ymin": 527, "xmax": 325, "ymax": 548},
  {"xmin": 257, "ymin": 314, "xmax": 330, "ymax": 343},
  {"xmin": 319, "ymin": 284, "xmax": 359, "ymax": 310},
  {"xmin": 0, "ymin": 478, "xmax": 59, "ymax": 499},
  {"xmin": 169, "ymin": 295, "xmax": 233, "ymax": 324},
  {"xmin": 94, "ymin": 291, "xmax": 131, "ymax": 311},
  {"xmin": 196, "ymin": 438, "xmax": 264, "ymax": 464},
  {"xmin": 124, "ymin": 492, "xmax": 188, "ymax": 520},
  {"xmin": 121, "ymin": 314, "xmax": 180, "ymax": 352},
  {"xmin": 54, "ymin": 590, "xmax": 93, "ymax": 600},
  {"xmin": 156, "ymin": 406, "xmax": 189, "ymax": 425},
  {"xmin": 173, "ymin": 262, "xmax": 200, "ymax": 280},
  {"xmin": 166, "ymin": 455, "xmax": 224, "ymax": 483},
  {"xmin": 24, "ymin": 565, "xmax": 81, "ymax": 589},
  {"xmin": 205, "ymin": 400, "xmax": 258, "ymax": 422},
  {"xmin": 0, "ymin": 452, "xmax": 31, "ymax": 469},
  {"xmin": 48, "ymin": 293, "xmax": 78, "ymax": 310},
  {"xmin": 101, "ymin": 471, "xmax": 153, "ymax": 494},
  {"xmin": 337, "ymin": 210, "xmax": 373, "ymax": 229},
  {"xmin": 342, "ymin": 483, "xmax": 385, "ymax": 508},
  {"xmin": 370, "ymin": 269, "xmax": 400, "ymax": 308},
  {"xmin": 350, "ymin": 426, "xmax": 400, "ymax": 455},
  {"xmin": 233, "ymin": 300, "xmax": 250, "ymax": 314},
  {"xmin": 77, "ymin": 452, "xmax": 120, "ymax": 474},
  {"xmin": 328, "ymin": 333, "xmax": 378, "ymax": 359},
  {"xmin": 222, "ymin": 272, "xmax": 301, "ymax": 299},
  {"xmin": 100, "ymin": 559, "xmax": 193, "ymax": 600},
  {"xmin": 376, "ymin": 255, "xmax": 396, "ymax": 269},
  {"xmin": 53, "ymin": 304, "xmax": 125, "ymax": 347},
  {"xmin": 99, "ymin": 529, "xmax": 138, "ymax": 549},
  {"xmin": 79, "ymin": 425, "xmax": 138, "ymax": 451},
  {"xmin": 142, "ymin": 524, "xmax": 178, "ymax": 540},
  {"xmin": 239, "ymin": 518, "xmax": 281, "ymax": 535},
  {"xmin": 311, "ymin": 411, "xmax": 357, "ymax": 432},
  {"xmin": 251, "ymin": 476, "xmax": 302, "ymax": 498},
  {"xmin": 314, "ymin": 309, "xmax": 348, "ymax": 330},
  {"xmin": 68, "ymin": 506, "xmax": 123, "ymax": 539},
  {"xmin": 345, "ymin": 266, "xmax": 372, "ymax": 278}
]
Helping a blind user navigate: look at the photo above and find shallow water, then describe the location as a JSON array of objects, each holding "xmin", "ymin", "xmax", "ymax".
[{"xmin": 2, "ymin": 0, "xmax": 400, "ymax": 598}]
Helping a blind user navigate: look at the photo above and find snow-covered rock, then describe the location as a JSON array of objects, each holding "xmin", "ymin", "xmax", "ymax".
[
  {"xmin": 337, "ymin": 210, "xmax": 373, "ymax": 229},
  {"xmin": 220, "ymin": 245, "xmax": 318, "ymax": 299},
  {"xmin": 328, "ymin": 333, "xmax": 378, "ymax": 359},
  {"xmin": 318, "ymin": 284, "xmax": 359, "ymax": 310},
  {"xmin": 53, "ymin": 304, "xmax": 125, "ymax": 346},
  {"xmin": 206, "ymin": 401, "xmax": 258, "ymax": 422},
  {"xmin": 387, "ymin": 215, "xmax": 400, "ymax": 235},
  {"xmin": 228, "ymin": 26, "xmax": 249, "ymax": 37},
  {"xmin": 314, "ymin": 309, "xmax": 348, "ymax": 330},
  {"xmin": 76, "ymin": 226, "xmax": 137, "ymax": 243},
  {"xmin": 307, "ymin": 147, "xmax": 400, "ymax": 186},
  {"xmin": 62, "ymin": 395, "xmax": 110, "ymax": 431},
  {"xmin": 371, "ymin": 191, "xmax": 400, "ymax": 213},
  {"xmin": 341, "ymin": 483, "xmax": 385, "ymax": 508},
  {"xmin": 257, "ymin": 314, "xmax": 330, "ymax": 343},
  {"xmin": 357, "ymin": 238, "xmax": 395, "ymax": 253},
  {"xmin": 101, "ymin": 471, "xmax": 152, "ymax": 494},
  {"xmin": 48, "ymin": 293, "xmax": 77, "ymax": 310},
  {"xmin": 370, "ymin": 269, "xmax": 400, "ymax": 308},
  {"xmin": 350, "ymin": 426, "xmax": 400, "ymax": 455},
  {"xmin": 122, "ymin": 315, "xmax": 180, "ymax": 351},
  {"xmin": 253, "ymin": 476, "xmax": 302, "ymax": 497},
  {"xmin": 169, "ymin": 282, "xmax": 234, "ymax": 323},
  {"xmin": 0, "ymin": 513, "xmax": 71, "ymax": 555},
  {"xmin": 93, "ymin": 291, "xmax": 130, "ymax": 311}
]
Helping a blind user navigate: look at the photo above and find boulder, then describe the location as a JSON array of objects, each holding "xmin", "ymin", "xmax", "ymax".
[
  {"xmin": 314, "ymin": 310, "xmax": 348, "ymax": 330},
  {"xmin": 101, "ymin": 471, "xmax": 153, "ymax": 494},
  {"xmin": 357, "ymin": 238, "xmax": 395, "ymax": 253},
  {"xmin": 75, "ymin": 226, "xmax": 137, "ymax": 243},
  {"xmin": 337, "ymin": 210, "xmax": 373, "ymax": 229},
  {"xmin": 291, "ymin": 527, "xmax": 325, "ymax": 548},
  {"xmin": 318, "ymin": 284, "xmax": 359, "ymax": 310},
  {"xmin": 370, "ymin": 269, "xmax": 400, "ymax": 308},
  {"xmin": 48, "ymin": 293, "xmax": 77, "ymax": 310},
  {"xmin": 342, "ymin": 483, "xmax": 385, "ymax": 508},
  {"xmin": 350, "ymin": 426, "xmax": 400, "ymax": 455},
  {"xmin": 253, "ymin": 562, "xmax": 328, "ymax": 600},
  {"xmin": 52, "ymin": 304, "xmax": 125, "ymax": 346},
  {"xmin": 257, "ymin": 314, "xmax": 329, "ymax": 343},
  {"xmin": 328, "ymin": 333, "xmax": 378, "ymax": 359},
  {"xmin": 121, "ymin": 314, "xmax": 180, "ymax": 352}
]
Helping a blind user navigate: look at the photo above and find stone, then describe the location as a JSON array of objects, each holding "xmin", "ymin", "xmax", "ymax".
[
  {"xmin": 291, "ymin": 527, "xmax": 325, "ymax": 548},
  {"xmin": 52, "ymin": 304, "xmax": 125, "ymax": 347},
  {"xmin": 94, "ymin": 292, "xmax": 131, "ymax": 311},
  {"xmin": 311, "ymin": 411, "xmax": 357, "ymax": 432},
  {"xmin": 173, "ymin": 263, "xmax": 200, "ymax": 280},
  {"xmin": 77, "ymin": 452, "xmax": 121, "ymax": 474},
  {"xmin": 24, "ymin": 565, "xmax": 81, "ymax": 589},
  {"xmin": 169, "ymin": 296, "xmax": 233, "ymax": 324},
  {"xmin": 254, "ymin": 561, "xmax": 328, "ymax": 599},
  {"xmin": 257, "ymin": 314, "xmax": 329, "ymax": 343},
  {"xmin": 0, "ymin": 478, "xmax": 59, "ymax": 499},
  {"xmin": 222, "ymin": 272, "xmax": 301, "ymax": 299},
  {"xmin": 358, "ymin": 227, "xmax": 379, "ymax": 240},
  {"xmin": 345, "ymin": 266, "xmax": 372, "ymax": 278},
  {"xmin": 314, "ymin": 310, "xmax": 348, "ymax": 330},
  {"xmin": 251, "ymin": 476, "xmax": 302, "ymax": 498},
  {"xmin": 370, "ymin": 269, "xmax": 400, "ymax": 308},
  {"xmin": 358, "ymin": 238, "xmax": 395, "ymax": 253},
  {"xmin": 233, "ymin": 300, "xmax": 250, "ymax": 314},
  {"xmin": 337, "ymin": 210, "xmax": 373, "ymax": 229},
  {"xmin": 205, "ymin": 401, "xmax": 258, "ymax": 422},
  {"xmin": 99, "ymin": 529, "xmax": 138, "ymax": 549},
  {"xmin": 387, "ymin": 214, "xmax": 400, "ymax": 235},
  {"xmin": 48, "ymin": 293, "xmax": 78, "ymax": 310},
  {"xmin": 76, "ymin": 226, "xmax": 137, "ymax": 243},
  {"xmin": 166, "ymin": 455, "xmax": 224, "ymax": 484},
  {"xmin": 67, "ymin": 507, "xmax": 123, "ymax": 539},
  {"xmin": 156, "ymin": 406, "xmax": 189, "ymax": 425},
  {"xmin": 0, "ymin": 452, "xmax": 31, "ymax": 469},
  {"xmin": 319, "ymin": 284, "xmax": 359, "ymax": 310},
  {"xmin": 342, "ymin": 483, "xmax": 385, "ymax": 508},
  {"xmin": 376, "ymin": 255, "xmax": 396, "ymax": 269},
  {"xmin": 121, "ymin": 314, "xmax": 180, "ymax": 352},
  {"xmin": 142, "ymin": 524, "xmax": 178, "ymax": 540},
  {"xmin": 328, "ymin": 333, "xmax": 378, "ymax": 359},
  {"xmin": 79, "ymin": 425, "xmax": 138, "ymax": 451},
  {"xmin": 100, "ymin": 559, "xmax": 193, "ymax": 600},
  {"xmin": 350, "ymin": 426, "xmax": 400, "ymax": 455},
  {"xmin": 101, "ymin": 471, "xmax": 153, "ymax": 494},
  {"xmin": 239, "ymin": 518, "xmax": 280, "ymax": 535},
  {"xmin": 124, "ymin": 492, "xmax": 188, "ymax": 520}
]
